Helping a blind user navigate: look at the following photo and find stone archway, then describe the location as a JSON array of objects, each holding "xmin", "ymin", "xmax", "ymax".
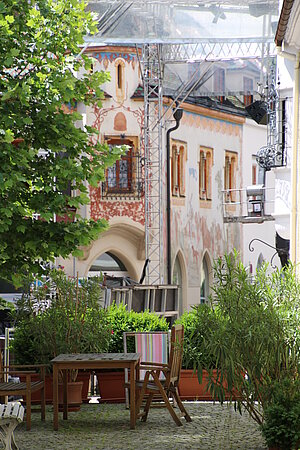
[{"xmin": 64, "ymin": 220, "xmax": 145, "ymax": 281}]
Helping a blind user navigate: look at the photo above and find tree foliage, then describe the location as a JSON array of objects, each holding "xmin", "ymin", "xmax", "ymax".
[{"xmin": 0, "ymin": 0, "xmax": 123, "ymax": 284}]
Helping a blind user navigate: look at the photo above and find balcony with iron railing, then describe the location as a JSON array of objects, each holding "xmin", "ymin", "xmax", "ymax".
[
  {"xmin": 222, "ymin": 185, "xmax": 275, "ymax": 224},
  {"xmin": 101, "ymin": 151, "xmax": 144, "ymax": 200}
]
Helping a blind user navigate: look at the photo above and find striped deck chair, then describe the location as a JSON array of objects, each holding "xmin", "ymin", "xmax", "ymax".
[
  {"xmin": 123, "ymin": 331, "xmax": 169, "ymax": 409},
  {"xmin": 135, "ymin": 324, "xmax": 192, "ymax": 426}
]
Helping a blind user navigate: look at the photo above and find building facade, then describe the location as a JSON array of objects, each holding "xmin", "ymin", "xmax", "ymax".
[{"xmin": 58, "ymin": 45, "xmax": 277, "ymax": 312}]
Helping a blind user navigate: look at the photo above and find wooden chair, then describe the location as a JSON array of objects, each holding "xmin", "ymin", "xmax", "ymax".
[
  {"xmin": 123, "ymin": 331, "xmax": 169, "ymax": 409},
  {"xmin": 135, "ymin": 324, "xmax": 192, "ymax": 426},
  {"xmin": 0, "ymin": 353, "xmax": 46, "ymax": 431}
]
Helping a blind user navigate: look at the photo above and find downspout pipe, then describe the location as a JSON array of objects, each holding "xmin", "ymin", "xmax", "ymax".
[
  {"xmin": 166, "ymin": 106, "xmax": 183, "ymax": 285},
  {"xmin": 291, "ymin": 52, "xmax": 300, "ymax": 266}
]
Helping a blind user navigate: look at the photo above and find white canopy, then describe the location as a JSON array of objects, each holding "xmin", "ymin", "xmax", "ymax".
[{"xmin": 86, "ymin": 1, "xmax": 279, "ymax": 47}]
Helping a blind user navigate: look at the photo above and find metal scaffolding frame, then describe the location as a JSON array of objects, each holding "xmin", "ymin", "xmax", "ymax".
[
  {"xmin": 142, "ymin": 44, "xmax": 164, "ymax": 284},
  {"xmin": 139, "ymin": 46, "xmax": 276, "ymax": 284}
]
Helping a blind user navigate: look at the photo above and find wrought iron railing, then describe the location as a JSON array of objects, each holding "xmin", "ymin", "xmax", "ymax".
[{"xmin": 101, "ymin": 151, "xmax": 144, "ymax": 200}]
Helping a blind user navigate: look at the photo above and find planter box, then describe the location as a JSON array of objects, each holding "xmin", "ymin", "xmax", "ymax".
[
  {"xmin": 96, "ymin": 371, "xmax": 125, "ymax": 403},
  {"xmin": 178, "ymin": 369, "xmax": 236, "ymax": 401}
]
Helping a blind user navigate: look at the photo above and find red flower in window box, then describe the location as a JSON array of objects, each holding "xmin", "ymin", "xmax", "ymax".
[{"xmin": 12, "ymin": 138, "xmax": 24, "ymax": 147}]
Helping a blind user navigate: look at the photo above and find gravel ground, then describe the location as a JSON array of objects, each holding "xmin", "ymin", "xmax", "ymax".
[{"xmin": 13, "ymin": 401, "xmax": 267, "ymax": 450}]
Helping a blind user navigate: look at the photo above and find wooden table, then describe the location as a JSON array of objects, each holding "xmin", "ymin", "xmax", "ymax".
[{"xmin": 51, "ymin": 353, "xmax": 141, "ymax": 430}]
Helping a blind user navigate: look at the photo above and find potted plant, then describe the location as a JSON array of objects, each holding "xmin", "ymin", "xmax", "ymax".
[
  {"xmin": 175, "ymin": 304, "xmax": 234, "ymax": 401},
  {"xmin": 12, "ymin": 268, "xmax": 111, "ymax": 409},
  {"xmin": 261, "ymin": 378, "xmax": 300, "ymax": 450},
  {"xmin": 200, "ymin": 252, "xmax": 300, "ymax": 429},
  {"xmin": 96, "ymin": 303, "xmax": 169, "ymax": 403}
]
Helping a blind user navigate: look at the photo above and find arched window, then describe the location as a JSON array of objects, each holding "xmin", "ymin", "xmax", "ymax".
[
  {"xmin": 171, "ymin": 141, "xmax": 186, "ymax": 197},
  {"xmin": 199, "ymin": 147, "xmax": 213, "ymax": 201},
  {"xmin": 117, "ymin": 63, "xmax": 123, "ymax": 90},
  {"xmin": 89, "ymin": 252, "xmax": 128, "ymax": 277},
  {"xmin": 173, "ymin": 255, "xmax": 183, "ymax": 315},
  {"xmin": 200, "ymin": 255, "xmax": 211, "ymax": 303},
  {"xmin": 115, "ymin": 59, "xmax": 125, "ymax": 102},
  {"xmin": 224, "ymin": 151, "xmax": 237, "ymax": 202}
]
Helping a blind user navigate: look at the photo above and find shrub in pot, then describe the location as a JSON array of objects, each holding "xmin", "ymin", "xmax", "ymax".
[
  {"xmin": 202, "ymin": 252, "xmax": 300, "ymax": 426},
  {"xmin": 175, "ymin": 303, "xmax": 218, "ymax": 371},
  {"xmin": 175, "ymin": 304, "xmax": 233, "ymax": 400},
  {"xmin": 97, "ymin": 303, "xmax": 169, "ymax": 403},
  {"xmin": 106, "ymin": 303, "xmax": 169, "ymax": 352},
  {"xmin": 12, "ymin": 269, "xmax": 111, "ymax": 407},
  {"xmin": 261, "ymin": 378, "xmax": 300, "ymax": 450}
]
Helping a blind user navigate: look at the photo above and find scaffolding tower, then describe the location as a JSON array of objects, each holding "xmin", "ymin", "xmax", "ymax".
[{"xmin": 142, "ymin": 44, "xmax": 164, "ymax": 284}]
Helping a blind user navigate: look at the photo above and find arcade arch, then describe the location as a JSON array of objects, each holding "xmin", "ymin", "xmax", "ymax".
[{"xmin": 172, "ymin": 250, "xmax": 188, "ymax": 314}]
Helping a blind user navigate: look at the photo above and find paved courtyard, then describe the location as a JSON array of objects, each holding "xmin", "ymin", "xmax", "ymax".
[{"xmin": 14, "ymin": 401, "xmax": 267, "ymax": 450}]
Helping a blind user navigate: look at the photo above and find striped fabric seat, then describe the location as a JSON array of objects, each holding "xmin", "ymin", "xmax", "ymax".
[
  {"xmin": 135, "ymin": 325, "xmax": 192, "ymax": 426},
  {"xmin": 134, "ymin": 333, "xmax": 169, "ymax": 380},
  {"xmin": 123, "ymin": 331, "xmax": 169, "ymax": 408}
]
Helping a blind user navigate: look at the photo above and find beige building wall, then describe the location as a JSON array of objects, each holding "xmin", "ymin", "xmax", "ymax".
[{"xmin": 60, "ymin": 45, "xmax": 274, "ymax": 313}]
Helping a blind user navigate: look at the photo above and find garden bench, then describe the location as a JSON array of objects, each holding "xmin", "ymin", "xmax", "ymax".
[{"xmin": 0, "ymin": 402, "xmax": 24, "ymax": 450}]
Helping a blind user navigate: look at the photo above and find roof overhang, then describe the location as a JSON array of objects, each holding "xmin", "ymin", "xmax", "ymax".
[{"xmin": 275, "ymin": 0, "xmax": 295, "ymax": 46}]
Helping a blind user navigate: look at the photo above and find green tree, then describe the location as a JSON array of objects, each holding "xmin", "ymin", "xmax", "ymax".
[{"xmin": 0, "ymin": 0, "xmax": 123, "ymax": 285}]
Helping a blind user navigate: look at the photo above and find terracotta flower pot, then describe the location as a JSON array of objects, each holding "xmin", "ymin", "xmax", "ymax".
[
  {"xmin": 58, "ymin": 381, "xmax": 83, "ymax": 412},
  {"xmin": 178, "ymin": 369, "xmax": 238, "ymax": 401},
  {"xmin": 20, "ymin": 372, "xmax": 90, "ymax": 405},
  {"xmin": 96, "ymin": 371, "xmax": 125, "ymax": 403}
]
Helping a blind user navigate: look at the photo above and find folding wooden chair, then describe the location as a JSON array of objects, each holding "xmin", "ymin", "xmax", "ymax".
[
  {"xmin": 135, "ymin": 324, "xmax": 192, "ymax": 426},
  {"xmin": 123, "ymin": 331, "xmax": 169, "ymax": 409}
]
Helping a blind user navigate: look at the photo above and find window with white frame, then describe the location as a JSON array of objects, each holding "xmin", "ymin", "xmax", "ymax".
[{"xmin": 199, "ymin": 147, "xmax": 213, "ymax": 201}]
